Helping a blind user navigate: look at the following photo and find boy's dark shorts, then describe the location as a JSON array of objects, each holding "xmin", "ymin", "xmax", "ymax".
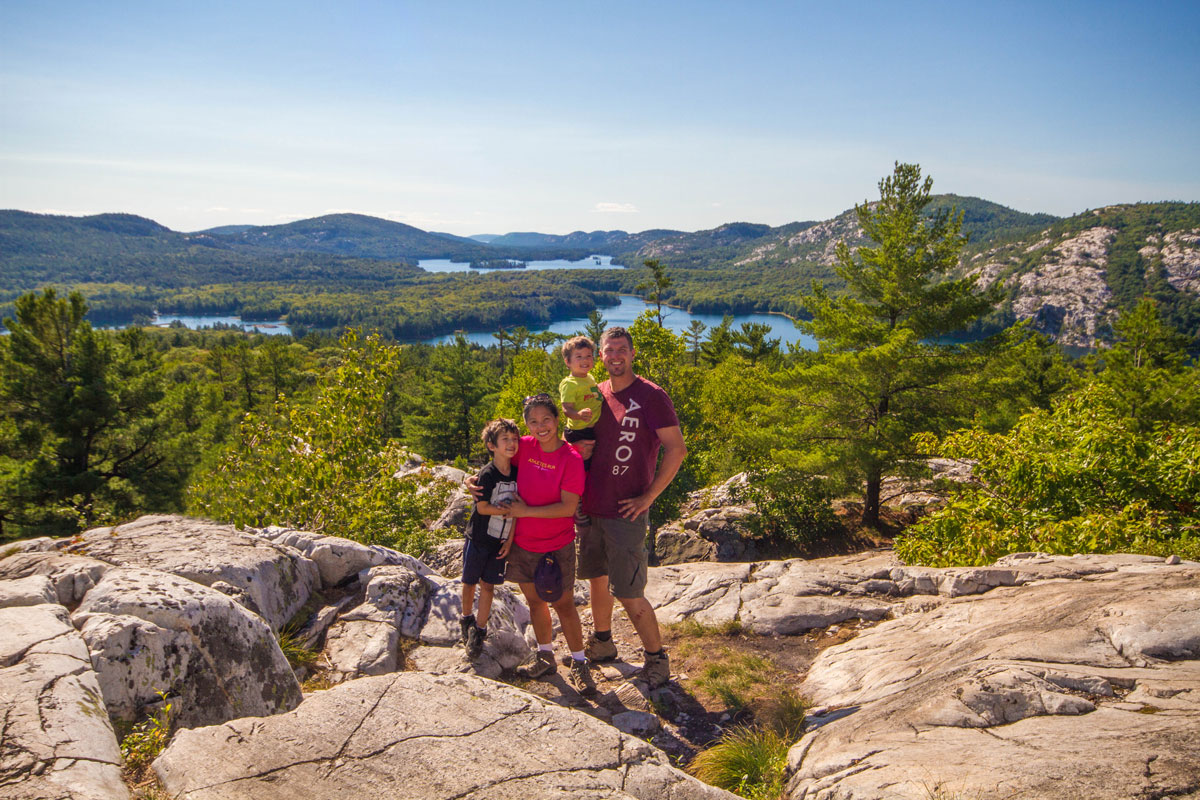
[
  {"xmin": 462, "ymin": 537, "xmax": 506, "ymax": 586},
  {"xmin": 576, "ymin": 513, "xmax": 649, "ymax": 599},
  {"xmin": 506, "ymin": 540, "xmax": 576, "ymax": 596}
]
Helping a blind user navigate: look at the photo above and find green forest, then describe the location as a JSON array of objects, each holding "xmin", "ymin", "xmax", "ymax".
[{"xmin": 2, "ymin": 165, "xmax": 1197, "ymax": 568}]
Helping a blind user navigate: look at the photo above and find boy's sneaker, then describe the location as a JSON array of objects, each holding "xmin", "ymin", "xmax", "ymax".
[
  {"xmin": 466, "ymin": 626, "xmax": 486, "ymax": 661},
  {"xmin": 518, "ymin": 650, "xmax": 557, "ymax": 680},
  {"xmin": 637, "ymin": 650, "xmax": 670, "ymax": 689},
  {"xmin": 459, "ymin": 614, "xmax": 475, "ymax": 645},
  {"xmin": 567, "ymin": 659, "xmax": 598, "ymax": 696},
  {"xmin": 584, "ymin": 634, "xmax": 619, "ymax": 663}
]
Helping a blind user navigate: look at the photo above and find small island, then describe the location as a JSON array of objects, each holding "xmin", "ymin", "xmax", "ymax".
[{"xmin": 469, "ymin": 258, "xmax": 527, "ymax": 270}]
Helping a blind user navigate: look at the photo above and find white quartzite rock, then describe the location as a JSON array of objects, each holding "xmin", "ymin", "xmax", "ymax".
[
  {"xmin": 71, "ymin": 566, "xmax": 303, "ymax": 728},
  {"xmin": 252, "ymin": 525, "xmax": 433, "ymax": 588},
  {"xmin": 0, "ymin": 574, "xmax": 57, "ymax": 608},
  {"xmin": 0, "ymin": 603, "xmax": 128, "ymax": 800},
  {"xmin": 0, "ymin": 551, "xmax": 111, "ymax": 607},
  {"xmin": 785, "ymin": 561, "xmax": 1200, "ymax": 800},
  {"xmin": 323, "ymin": 563, "xmax": 532, "ymax": 681},
  {"xmin": 65, "ymin": 515, "xmax": 319, "ymax": 632},
  {"xmin": 153, "ymin": 671, "xmax": 735, "ymax": 800}
]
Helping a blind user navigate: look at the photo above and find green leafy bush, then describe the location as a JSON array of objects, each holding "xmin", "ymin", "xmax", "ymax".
[
  {"xmin": 896, "ymin": 384, "xmax": 1200, "ymax": 566},
  {"xmin": 120, "ymin": 692, "xmax": 173, "ymax": 779},
  {"xmin": 732, "ymin": 465, "xmax": 840, "ymax": 548},
  {"xmin": 188, "ymin": 330, "xmax": 452, "ymax": 555}
]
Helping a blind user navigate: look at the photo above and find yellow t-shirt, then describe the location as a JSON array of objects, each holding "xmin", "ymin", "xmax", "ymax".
[{"xmin": 559, "ymin": 373, "xmax": 601, "ymax": 430}]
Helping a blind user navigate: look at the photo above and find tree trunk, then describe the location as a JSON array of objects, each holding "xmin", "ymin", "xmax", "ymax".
[{"xmin": 863, "ymin": 472, "xmax": 882, "ymax": 528}]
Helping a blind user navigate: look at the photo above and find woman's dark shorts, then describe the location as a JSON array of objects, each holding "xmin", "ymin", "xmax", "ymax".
[{"xmin": 507, "ymin": 539, "xmax": 577, "ymax": 596}]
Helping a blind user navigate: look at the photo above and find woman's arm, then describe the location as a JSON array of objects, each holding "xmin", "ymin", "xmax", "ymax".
[
  {"xmin": 507, "ymin": 490, "xmax": 579, "ymax": 520},
  {"xmin": 475, "ymin": 500, "xmax": 511, "ymax": 516}
]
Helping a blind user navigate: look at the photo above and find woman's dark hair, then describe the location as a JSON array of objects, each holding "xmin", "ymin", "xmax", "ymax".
[{"xmin": 522, "ymin": 392, "xmax": 558, "ymax": 420}]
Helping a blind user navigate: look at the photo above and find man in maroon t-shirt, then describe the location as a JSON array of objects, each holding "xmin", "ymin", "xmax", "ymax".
[{"xmin": 575, "ymin": 326, "xmax": 686, "ymax": 688}]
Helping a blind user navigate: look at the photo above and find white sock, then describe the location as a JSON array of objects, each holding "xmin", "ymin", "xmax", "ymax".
[
  {"xmin": 538, "ymin": 643, "xmax": 554, "ymax": 653},
  {"xmin": 570, "ymin": 650, "xmax": 585, "ymax": 662}
]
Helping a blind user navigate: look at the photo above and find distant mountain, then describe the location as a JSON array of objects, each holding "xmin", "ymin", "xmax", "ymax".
[
  {"xmin": 0, "ymin": 210, "xmax": 424, "ymax": 290},
  {"xmin": 483, "ymin": 229, "xmax": 685, "ymax": 253},
  {"xmin": 468, "ymin": 234, "xmax": 501, "ymax": 244},
  {"xmin": 196, "ymin": 224, "xmax": 256, "ymax": 236},
  {"xmin": 198, "ymin": 213, "xmax": 492, "ymax": 261}
]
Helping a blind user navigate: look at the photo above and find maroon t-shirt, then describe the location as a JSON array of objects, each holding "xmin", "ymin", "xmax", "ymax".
[{"xmin": 583, "ymin": 375, "xmax": 679, "ymax": 517}]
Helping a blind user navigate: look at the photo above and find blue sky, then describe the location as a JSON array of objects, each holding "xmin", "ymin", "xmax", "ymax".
[{"xmin": 2, "ymin": 1, "xmax": 1198, "ymax": 235}]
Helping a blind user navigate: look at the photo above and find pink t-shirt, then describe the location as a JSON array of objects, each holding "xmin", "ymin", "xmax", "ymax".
[
  {"xmin": 514, "ymin": 435, "xmax": 586, "ymax": 553},
  {"xmin": 583, "ymin": 375, "xmax": 679, "ymax": 517}
]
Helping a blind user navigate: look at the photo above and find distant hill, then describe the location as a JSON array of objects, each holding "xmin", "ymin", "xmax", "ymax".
[
  {"xmin": 484, "ymin": 229, "xmax": 685, "ymax": 253},
  {"xmin": 468, "ymin": 234, "xmax": 501, "ymax": 244},
  {"xmin": 0, "ymin": 210, "xmax": 424, "ymax": 291},
  {"xmin": 198, "ymin": 213, "xmax": 492, "ymax": 261}
]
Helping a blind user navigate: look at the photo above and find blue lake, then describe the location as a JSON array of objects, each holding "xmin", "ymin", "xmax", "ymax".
[
  {"xmin": 420, "ymin": 295, "xmax": 815, "ymax": 349},
  {"xmin": 147, "ymin": 314, "xmax": 293, "ymax": 336},
  {"xmin": 418, "ymin": 255, "xmax": 617, "ymax": 273}
]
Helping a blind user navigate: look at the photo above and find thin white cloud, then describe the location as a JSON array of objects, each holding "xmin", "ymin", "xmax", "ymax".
[
  {"xmin": 205, "ymin": 206, "xmax": 230, "ymax": 212},
  {"xmin": 593, "ymin": 202, "xmax": 639, "ymax": 214}
]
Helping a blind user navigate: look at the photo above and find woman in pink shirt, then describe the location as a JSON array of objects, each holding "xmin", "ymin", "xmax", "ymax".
[{"xmin": 498, "ymin": 393, "xmax": 595, "ymax": 695}]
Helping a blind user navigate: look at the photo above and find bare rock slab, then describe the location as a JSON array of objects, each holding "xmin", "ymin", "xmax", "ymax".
[
  {"xmin": 0, "ymin": 604, "xmax": 128, "ymax": 800},
  {"xmin": 66, "ymin": 515, "xmax": 319, "ymax": 631},
  {"xmin": 72, "ymin": 566, "xmax": 302, "ymax": 728},
  {"xmin": 154, "ymin": 672, "xmax": 734, "ymax": 800},
  {"xmin": 786, "ymin": 562, "xmax": 1200, "ymax": 800}
]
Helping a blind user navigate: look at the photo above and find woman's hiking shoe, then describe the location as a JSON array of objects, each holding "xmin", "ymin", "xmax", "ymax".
[
  {"xmin": 567, "ymin": 659, "xmax": 598, "ymax": 696},
  {"xmin": 459, "ymin": 614, "xmax": 475, "ymax": 645},
  {"xmin": 466, "ymin": 626, "xmax": 486, "ymax": 661},
  {"xmin": 518, "ymin": 650, "xmax": 557, "ymax": 680},
  {"xmin": 637, "ymin": 650, "xmax": 670, "ymax": 688},
  {"xmin": 584, "ymin": 634, "xmax": 619, "ymax": 662}
]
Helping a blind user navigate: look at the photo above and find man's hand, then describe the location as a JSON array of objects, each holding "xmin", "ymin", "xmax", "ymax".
[
  {"xmin": 498, "ymin": 537, "xmax": 513, "ymax": 558},
  {"xmin": 579, "ymin": 407, "xmax": 593, "ymax": 421},
  {"xmin": 506, "ymin": 498, "xmax": 529, "ymax": 518},
  {"xmin": 616, "ymin": 493, "xmax": 653, "ymax": 520}
]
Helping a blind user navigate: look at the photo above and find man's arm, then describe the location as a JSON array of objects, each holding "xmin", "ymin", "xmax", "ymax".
[{"xmin": 616, "ymin": 425, "xmax": 686, "ymax": 519}]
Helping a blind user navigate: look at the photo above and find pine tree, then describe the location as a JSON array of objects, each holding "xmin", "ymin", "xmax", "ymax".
[{"xmin": 787, "ymin": 163, "xmax": 995, "ymax": 527}]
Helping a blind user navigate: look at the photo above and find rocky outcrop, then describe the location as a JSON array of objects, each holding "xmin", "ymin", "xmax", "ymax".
[
  {"xmin": 1144, "ymin": 227, "xmax": 1200, "ymax": 294},
  {"xmin": 783, "ymin": 554, "xmax": 1200, "ymax": 799},
  {"xmin": 72, "ymin": 566, "xmax": 303, "ymax": 727},
  {"xmin": 323, "ymin": 562, "xmax": 532, "ymax": 682},
  {"xmin": 1009, "ymin": 226, "xmax": 1116, "ymax": 346},
  {"xmin": 0, "ymin": 603, "xmax": 128, "ymax": 800},
  {"xmin": 64, "ymin": 516, "xmax": 319, "ymax": 631},
  {"xmin": 152, "ymin": 671, "xmax": 735, "ymax": 800}
]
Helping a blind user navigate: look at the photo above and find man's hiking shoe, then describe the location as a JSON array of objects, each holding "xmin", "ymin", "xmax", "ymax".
[
  {"xmin": 466, "ymin": 625, "xmax": 486, "ymax": 661},
  {"xmin": 567, "ymin": 659, "xmax": 598, "ymax": 696},
  {"xmin": 518, "ymin": 650, "xmax": 557, "ymax": 680},
  {"xmin": 637, "ymin": 649, "xmax": 670, "ymax": 688},
  {"xmin": 584, "ymin": 634, "xmax": 619, "ymax": 663},
  {"xmin": 459, "ymin": 614, "xmax": 475, "ymax": 645}
]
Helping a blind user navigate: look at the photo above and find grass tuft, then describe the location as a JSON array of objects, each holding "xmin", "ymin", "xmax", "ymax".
[{"xmin": 688, "ymin": 725, "xmax": 789, "ymax": 800}]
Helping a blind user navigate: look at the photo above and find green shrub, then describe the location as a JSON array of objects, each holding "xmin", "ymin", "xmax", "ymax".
[
  {"xmin": 120, "ymin": 692, "xmax": 173, "ymax": 778},
  {"xmin": 896, "ymin": 385, "xmax": 1200, "ymax": 566},
  {"xmin": 688, "ymin": 725, "xmax": 789, "ymax": 800},
  {"xmin": 188, "ymin": 330, "xmax": 453, "ymax": 555},
  {"xmin": 732, "ymin": 465, "xmax": 840, "ymax": 548}
]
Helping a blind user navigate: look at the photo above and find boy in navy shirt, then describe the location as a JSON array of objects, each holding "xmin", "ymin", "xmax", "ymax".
[{"xmin": 460, "ymin": 418, "xmax": 520, "ymax": 660}]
